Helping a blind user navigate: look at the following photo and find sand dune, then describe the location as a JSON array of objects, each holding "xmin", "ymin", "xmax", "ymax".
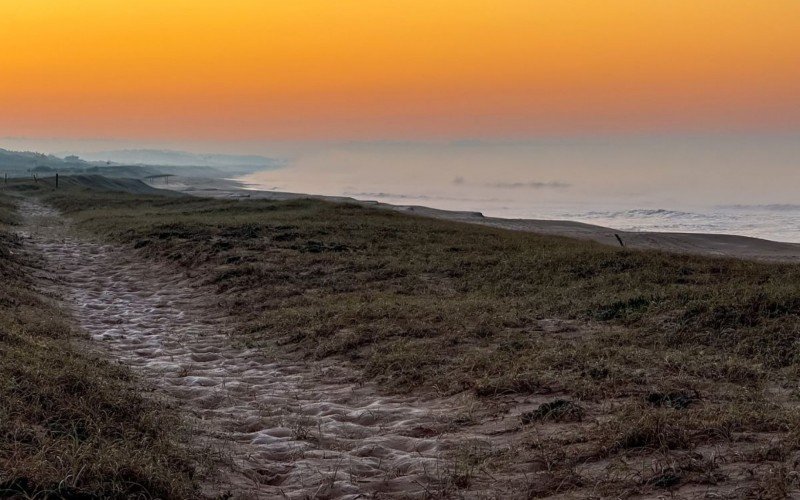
[{"xmin": 13, "ymin": 186, "xmax": 799, "ymax": 498}]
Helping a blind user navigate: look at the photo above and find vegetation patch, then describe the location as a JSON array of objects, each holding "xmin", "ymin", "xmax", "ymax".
[
  {"xmin": 645, "ymin": 390, "xmax": 699, "ymax": 410},
  {"xmin": 520, "ymin": 400, "xmax": 585, "ymax": 424}
]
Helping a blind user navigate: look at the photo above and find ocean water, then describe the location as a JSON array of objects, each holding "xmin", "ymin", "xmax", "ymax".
[
  {"xmin": 537, "ymin": 206, "xmax": 800, "ymax": 243},
  {"xmin": 236, "ymin": 137, "xmax": 800, "ymax": 244},
  {"xmin": 368, "ymin": 199, "xmax": 800, "ymax": 244}
]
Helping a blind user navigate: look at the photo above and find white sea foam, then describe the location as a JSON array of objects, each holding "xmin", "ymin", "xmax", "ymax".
[{"xmin": 559, "ymin": 206, "xmax": 800, "ymax": 243}]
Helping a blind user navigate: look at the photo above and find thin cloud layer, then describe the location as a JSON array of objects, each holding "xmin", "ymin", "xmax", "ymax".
[{"xmin": 487, "ymin": 181, "xmax": 571, "ymax": 189}]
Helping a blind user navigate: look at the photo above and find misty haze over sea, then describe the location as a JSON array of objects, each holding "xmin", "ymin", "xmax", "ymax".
[{"xmin": 233, "ymin": 135, "xmax": 800, "ymax": 243}]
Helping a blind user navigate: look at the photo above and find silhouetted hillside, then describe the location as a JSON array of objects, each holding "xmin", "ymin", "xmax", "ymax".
[
  {"xmin": 0, "ymin": 148, "xmax": 90, "ymax": 173},
  {"xmin": 0, "ymin": 147, "xmax": 260, "ymax": 179}
]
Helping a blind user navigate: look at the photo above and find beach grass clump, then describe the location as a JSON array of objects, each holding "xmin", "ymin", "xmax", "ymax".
[{"xmin": 0, "ymin": 190, "xmax": 197, "ymax": 498}]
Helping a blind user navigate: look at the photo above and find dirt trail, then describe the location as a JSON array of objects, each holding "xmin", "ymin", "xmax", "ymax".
[{"xmin": 14, "ymin": 199, "xmax": 542, "ymax": 499}]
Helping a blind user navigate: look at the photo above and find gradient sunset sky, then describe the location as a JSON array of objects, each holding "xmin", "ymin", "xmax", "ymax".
[{"xmin": 2, "ymin": 1, "xmax": 799, "ymax": 142}]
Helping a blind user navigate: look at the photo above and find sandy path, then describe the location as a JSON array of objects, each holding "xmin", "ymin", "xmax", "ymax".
[{"xmin": 16, "ymin": 199, "xmax": 533, "ymax": 499}]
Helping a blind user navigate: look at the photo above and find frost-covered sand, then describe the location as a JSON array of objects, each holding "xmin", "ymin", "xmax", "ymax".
[
  {"xmin": 16, "ymin": 199, "xmax": 570, "ymax": 498},
  {"xmin": 162, "ymin": 177, "xmax": 800, "ymax": 263}
]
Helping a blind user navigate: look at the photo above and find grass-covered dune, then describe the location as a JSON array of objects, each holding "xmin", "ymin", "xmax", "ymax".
[
  {"xmin": 0, "ymin": 190, "xmax": 196, "ymax": 498},
  {"xmin": 7, "ymin": 176, "xmax": 800, "ymax": 496},
  {"xmin": 36, "ymin": 181, "xmax": 800, "ymax": 393}
]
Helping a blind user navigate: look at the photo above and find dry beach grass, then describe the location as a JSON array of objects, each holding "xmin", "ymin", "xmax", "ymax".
[{"xmin": 4, "ymin": 176, "xmax": 800, "ymax": 497}]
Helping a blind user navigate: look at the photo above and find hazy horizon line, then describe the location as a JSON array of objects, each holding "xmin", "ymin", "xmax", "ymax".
[{"xmin": 4, "ymin": 129, "xmax": 800, "ymax": 156}]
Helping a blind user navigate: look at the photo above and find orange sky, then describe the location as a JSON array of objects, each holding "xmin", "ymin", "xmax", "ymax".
[{"xmin": 1, "ymin": 0, "xmax": 799, "ymax": 141}]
